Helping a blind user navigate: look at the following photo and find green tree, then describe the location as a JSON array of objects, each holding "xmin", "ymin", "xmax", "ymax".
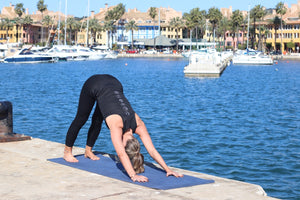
[
  {"xmin": 270, "ymin": 16, "xmax": 281, "ymax": 51},
  {"xmin": 276, "ymin": 2, "xmax": 287, "ymax": 53},
  {"xmin": 14, "ymin": 3, "xmax": 25, "ymax": 43},
  {"xmin": 241, "ymin": 15, "xmax": 248, "ymax": 46},
  {"xmin": 250, "ymin": 5, "xmax": 265, "ymax": 49},
  {"xmin": 188, "ymin": 8, "xmax": 206, "ymax": 48},
  {"xmin": 259, "ymin": 26, "xmax": 270, "ymax": 52},
  {"xmin": 169, "ymin": 17, "xmax": 184, "ymax": 50},
  {"xmin": 105, "ymin": 3, "xmax": 126, "ymax": 47},
  {"xmin": 125, "ymin": 20, "xmax": 138, "ymax": 49},
  {"xmin": 42, "ymin": 15, "xmax": 54, "ymax": 46},
  {"xmin": 231, "ymin": 10, "xmax": 243, "ymax": 49},
  {"xmin": 207, "ymin": 7, "xmax": 222, "ymax": 45},
  {"xmin": 37, "ymin": 0, "xmax": 47, "ymax": 44},
  {"xmin": 88, "ymin": 18, "xmax": 102, "ymax": 44},
  {"xmin": 149, "ymin": 7, "xmax": 157, "ymax": 47},
  {"xmin": 1, "ymin": 18, "xmax": 13, "ymax": 41},
  {"xmin": 183, "ymin": 12, "xmax": 195, "ymax": 50},
  {"xmin": 104, "ymin": 20, "xmax": 115, "ymax": 48},
  {"xmin": 217, "ymin": 17, "xmax": 230, "ymax": 51},
  {"xmin": 22, "ymin": 15, "xmax": 33, "ymax": 44}
]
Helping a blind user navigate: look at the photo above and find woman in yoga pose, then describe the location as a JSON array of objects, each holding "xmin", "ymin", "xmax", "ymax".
[{"xmin": 64, "ymin": 74, "xmax": 183, "ymax": 182}]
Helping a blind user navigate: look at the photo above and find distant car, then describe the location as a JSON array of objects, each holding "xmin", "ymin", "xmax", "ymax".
[
  {"xmin": 126, "ymin": 49, "xmax": 138, "ymax": 54},
  {"xmin": 144, "ymin": 49, "xmax": 156, "ymax": 54}
]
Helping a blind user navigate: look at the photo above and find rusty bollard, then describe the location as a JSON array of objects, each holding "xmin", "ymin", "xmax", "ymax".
[
  {"xmin": 0, "ymin": 101, "xmax": 31, "ymax": 142},
  {"xmin": 0, "ymin": 101, "xmax": 13, "ymax": 136}
]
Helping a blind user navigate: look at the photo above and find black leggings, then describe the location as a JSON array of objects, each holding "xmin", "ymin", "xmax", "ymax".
[{"xmin": 65, "ymin": 88, "xmax": 103, "ymax": 147}]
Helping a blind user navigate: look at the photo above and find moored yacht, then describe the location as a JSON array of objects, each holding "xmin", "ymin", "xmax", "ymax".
[
  {"xmin": 73, "ymin": 46, "xmax": 107, "ymax": 60},
  {"xmin": 3, "ymin": 48, "xmax": 56, "ymax": 63},
  {"xmin": 232, "ymin": 50, "xmax": 273, "ymax": 65}
]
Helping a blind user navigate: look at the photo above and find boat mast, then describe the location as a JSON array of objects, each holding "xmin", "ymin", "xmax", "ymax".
[
  {"xmin": 64, "ymin": 0, "xmax": 68, "ymax": 45},
  {"xmin": 86, "ymin": 0, "xmax": 90, "ymax": 47},
  {"xmin": 247, "ymin": 4, "xmax": 250, "ymax": 50},
  {"xmin": 58, "ymin": 0, "xmax": 61, "ymax": 45}
]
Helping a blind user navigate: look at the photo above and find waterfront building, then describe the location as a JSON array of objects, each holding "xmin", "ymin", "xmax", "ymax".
[
  {"xmin": 78, "ymin": 4, "xmax": 183, "ymax": 49},
  {"xmin": 0, "ymin": 3, "xmax": 69, "ymax": 45},
  {"xmin": 262, "ymin": 1, "xmax": 300, "ymax": 53},
  {"xmin": 217, "ymin": 1, "xmax": 300, "ymax": 52},
  {"xmin": 2, "ymin": 1, "xmax": 300, "ymax": 52}
]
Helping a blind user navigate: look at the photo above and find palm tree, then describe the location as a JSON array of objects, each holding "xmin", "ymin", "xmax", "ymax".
[
  {"xmin": 105, "ymin": 3, "xmax": 126, "ymax": 47},
  {"xmin": 37, "ymin": 0, "xmax": 47, "ymax": 44},
  {"xmin": 271, "ymin": 16, "xmax": 281, "ymax": 51},
  {"xmin": 169, "ymin": 17, "xmax": 184, "ymax": 50},
  {"xmin": 22, "ymin": 15, "xmax": 33, "ymax": 44},
  {"xmin": 217, "ymin": 17, "xmax": 230, "ymax": 50},
  {"xmin": 257, "ymin": 8, "xmax": 267, "ymax": 51},
  {"xmin": 207, "ymin": 7, "xmax": 222, "ymax": 46},
  {"xmin": 14, "ymin": 3, "xmax": 25, "ymax": 43},
  {"xmin": 1, "ymin": 18, "xmax": 13, "ymax": 41},
  {"xmin": 241, "ymin": 15, "xmax": 248, "ymax": 46},
  {"xmin": 183, "ymin": 12, "xmax": 195, "ymax": 50},
  {"xmin": 66, "ymin": 17, "xmax": 77, "ymax": 44},
  {"xmin": 104, "ymin": 20, "xmax": 115, "ymax": 48},
  {"xmin": 125, "ymin": 20, "xmax": 138, "ymax": 49},
  {"xmin": 189, "ymin": 8, "xmax": 206, "ymax": 49},
  {"xmin": 71, "ymin": 20, "xmax": 81, "ymax": 45},
  {"xmin": 88, "ymin": 18, "xmax": 102, "ymax": 45},
  {"xmin": 149, "ymin": 7, "xmax": 157, "ymax": 47},
  {"xmin": 42, "ymin": 15, "xmax": 54, "ymax": 46},
  {"xmin": 276, "ymin": 2, "xmax": 287, "ymax": 54},
  {"xmin": 231, "ymin": 10, "xmax": 243, "ymax": 50},
  {"xmin": 250, "ymin": 5, "xmax": 264, "ymax": 49},
  {"xmin": 260, "ymin": 26, "xmax": 270, "ymax": 53}
]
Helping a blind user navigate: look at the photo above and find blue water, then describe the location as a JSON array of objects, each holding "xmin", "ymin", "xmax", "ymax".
[{"xmin": 0, "ymin": 58, "xmax": 299, "ymax": 200}]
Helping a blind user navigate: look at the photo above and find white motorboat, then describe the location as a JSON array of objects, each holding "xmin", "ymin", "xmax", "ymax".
[
  {"xmin": 73, "ymin": 46, "xmax": 107, "ymax": 60},
  {"xmin": 3, "ymin": 48, "xmax": 56, "ymax": 63},
  {"xmin": 91, "ymin": 45, "xmax": 118, "ymax": 59},
  {"xmin": 232, "ymin": 50, "xmax": 273, "ymax": 65},
  {"xmin": 42, "ymin": 45, "xmax": 86, "ymax": 61}
]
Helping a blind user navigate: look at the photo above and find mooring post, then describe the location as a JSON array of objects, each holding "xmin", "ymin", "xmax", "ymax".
[
  {"xmin": 0, "ymin": 101, "xmax": 13, "ymax": 136},
  {"xmin": 0, "ymin": 101, "xmax": 31, "ymax": 142}
]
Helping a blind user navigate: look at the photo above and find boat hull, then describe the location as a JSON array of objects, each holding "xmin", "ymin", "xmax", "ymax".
[{"xmin": 4, "ymin": 56, "xmax": 55, "ymax": 63}]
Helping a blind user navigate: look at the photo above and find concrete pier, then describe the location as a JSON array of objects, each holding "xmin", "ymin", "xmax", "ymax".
[{"xmin": 0, "ymin": 138, "xmax": 279, "ymax": 200}]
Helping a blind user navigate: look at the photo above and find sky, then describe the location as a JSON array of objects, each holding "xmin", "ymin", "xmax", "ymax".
[{"xmin": 1, "ymin": 0, "xmax": 298, "ymax": 17}]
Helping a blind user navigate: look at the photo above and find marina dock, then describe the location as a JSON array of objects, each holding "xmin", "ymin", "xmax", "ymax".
[{"xmin": 0, "ymin": 137, "xmax": 279, "ymax": 200}]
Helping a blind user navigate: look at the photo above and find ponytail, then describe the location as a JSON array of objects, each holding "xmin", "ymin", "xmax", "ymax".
[{"xmin": 125, "ymin": 137, "xmax": 145, "ymax": 173}]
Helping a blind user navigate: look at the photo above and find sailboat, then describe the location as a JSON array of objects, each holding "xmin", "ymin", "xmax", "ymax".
[{"xmin": 232, "ymin": 5, "xmax": 273, "ymax": 65}]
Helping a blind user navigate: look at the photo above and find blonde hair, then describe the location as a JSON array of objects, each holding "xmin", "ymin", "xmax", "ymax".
[{"xmin": 125, "ymin": 137, "xmax": 144, "ymax": 173}]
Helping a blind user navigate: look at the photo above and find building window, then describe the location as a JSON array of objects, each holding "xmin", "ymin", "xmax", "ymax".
[{"xmin": 267, "ymin": 33, "xmax": 272, "ymax": 38}]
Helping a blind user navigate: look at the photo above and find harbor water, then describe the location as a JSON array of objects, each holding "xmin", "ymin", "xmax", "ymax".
[{"xmin": 0, "ymin": 58, "xmax": 299, "ymax": 200}]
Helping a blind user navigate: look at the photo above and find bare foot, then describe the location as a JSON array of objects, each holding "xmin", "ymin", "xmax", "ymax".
[
  {"xmin": 64, "ymin": 153, "xmax": 79, "ymax": 162},
  {"xmin": 84, "ymin": 150, "xmax": 100, "ymax": 160},
  {"xmin": 85, "ymin": 145, "xmax": 100, "ymax": 160},
  {"xmin": 64, "ymin": 146, "xmax": 78, "ymax": 162}
]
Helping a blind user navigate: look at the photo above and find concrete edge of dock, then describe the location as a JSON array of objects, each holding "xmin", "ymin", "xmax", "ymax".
[{"xmin": 0, "ymin": 137, "xmax": 279, "ymax": 200}]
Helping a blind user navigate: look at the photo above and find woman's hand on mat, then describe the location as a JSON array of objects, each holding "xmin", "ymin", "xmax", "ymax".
[
  {"xmin": 131, "ymin": 174, "xmax": 149, "ymax": 182},
  {"xmin": 166, "ymin": 170, "xmax": 184, "ymax": 178}
]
